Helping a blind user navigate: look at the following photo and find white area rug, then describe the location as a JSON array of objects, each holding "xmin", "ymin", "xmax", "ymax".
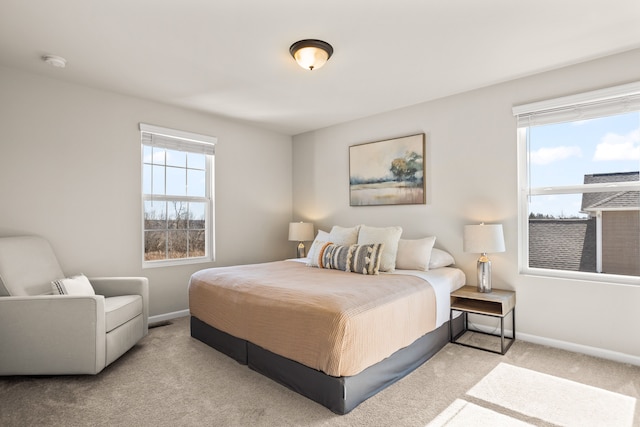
[{"xmin": 466, "ymin": 363, "xmax": 636, "ymax": 427}]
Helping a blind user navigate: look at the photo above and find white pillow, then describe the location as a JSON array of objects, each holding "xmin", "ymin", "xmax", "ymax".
[
  {"xmin": 429, "ymin": 248, "xmax": 456, "ymax": 269},
  {"xmin": 51, "ymin": 274, "xmax": 95, "ymax": 296},
  {"xmin": 328, "ymin": 225, "xmax": 361, "ymax": 246},
  {"xmin": 307, "ymin": 230, "xmax": 331, "ymax": 267},
  {"xmin": 357, "ymin": 225, "xmax": 402, "ymax": 272},
  {"xmin": 395, "ymin": 236, "xmax": 437, "ymax": 271}
]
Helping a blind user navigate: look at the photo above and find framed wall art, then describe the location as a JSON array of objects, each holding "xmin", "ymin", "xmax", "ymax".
[{"xmin": 349, "ymin": 133, "xmax": 425, "ymax": 206}]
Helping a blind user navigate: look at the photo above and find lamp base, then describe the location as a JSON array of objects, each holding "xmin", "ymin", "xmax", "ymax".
[
  {"xmin": 296, "ymin": 242, "xmax": 306, "ymax": 258},
  {"xmin": 477, "ymin": 254, "xmax": 492, "ymax": 293}
]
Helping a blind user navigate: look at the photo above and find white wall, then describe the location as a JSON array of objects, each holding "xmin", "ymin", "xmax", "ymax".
[
  {"xmin": 0, "ymin": 66, "xmax": 293, "ymax": 316},
  {"xmin": 292, "ymin": 48, "xmax": 640, "ymax": 362}
]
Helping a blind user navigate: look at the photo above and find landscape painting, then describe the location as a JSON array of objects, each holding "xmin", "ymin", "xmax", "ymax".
[{"xmin": 349, "ymin": 134, "xmax": 425, "ymax": 206}]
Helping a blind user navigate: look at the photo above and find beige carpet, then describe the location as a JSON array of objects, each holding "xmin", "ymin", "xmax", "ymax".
[
  {"xmin": 432, "ymin": 363, "xmax": 636, "ymax": 427},
  {"xmin": 1, "ymin": 316, "xmax": 639, "ymax": 426}
]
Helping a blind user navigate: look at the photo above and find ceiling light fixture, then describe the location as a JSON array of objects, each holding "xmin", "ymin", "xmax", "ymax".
[
  {"xmin": 42, "ymin": 55, "xmax": 67, "ymax": 68},
  {"xmin": 289, "ymin": 39, "xmax": 333, "ymax": 71}
]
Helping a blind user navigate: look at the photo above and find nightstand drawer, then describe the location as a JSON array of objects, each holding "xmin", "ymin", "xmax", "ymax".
[{"xmin": 450, "ymin": 286, "xmax": 515, "ymax": 317}]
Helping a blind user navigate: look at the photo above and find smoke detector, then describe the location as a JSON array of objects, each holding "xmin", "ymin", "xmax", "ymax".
[{"xmin": 42, "ymin": 55, "xmax": 67, "ymax": 68}]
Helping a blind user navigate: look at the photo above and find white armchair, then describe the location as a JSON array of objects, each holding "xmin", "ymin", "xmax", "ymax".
[{"xmin": 0, "ymin": 236, "xmax": 148, "ymax": 375}]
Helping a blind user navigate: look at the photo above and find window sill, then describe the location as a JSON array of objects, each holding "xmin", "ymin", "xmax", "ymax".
[
  {"xmin": 520, "ymin": 267, "xmax": 640, "ymax": 287},
  {"xmin": 143, "ymin": 256, "xmax": 213, "ymax": 269}
]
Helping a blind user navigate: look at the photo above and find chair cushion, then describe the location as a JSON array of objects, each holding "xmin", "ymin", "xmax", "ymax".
[{"xmin": 104, "ymin": 295, "xmax": 143, "ymax": 333}]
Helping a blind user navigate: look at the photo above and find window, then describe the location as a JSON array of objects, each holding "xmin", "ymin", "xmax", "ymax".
[
  {"xmin": 140, "ymin": 123, "xmax": 216, "ymax": 267},
  {"xmin": 514, "ymin": 82, "xmax": 640, "ymax": 283}
]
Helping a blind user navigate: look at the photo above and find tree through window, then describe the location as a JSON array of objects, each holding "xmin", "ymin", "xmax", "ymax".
[{"xmin": 140, "ymin": 124, "xmax": 216, "ymax": 266}]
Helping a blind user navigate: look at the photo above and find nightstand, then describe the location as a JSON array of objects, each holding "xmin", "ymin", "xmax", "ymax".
[{"xmin": 449, "ymin": 286, "xmax": 515, "ymax": 355}]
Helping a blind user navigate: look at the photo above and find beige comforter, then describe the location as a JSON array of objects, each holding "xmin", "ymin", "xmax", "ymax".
[{"xmin": 189, "ymin": 260, "xmax": 436, "ymax": 377}]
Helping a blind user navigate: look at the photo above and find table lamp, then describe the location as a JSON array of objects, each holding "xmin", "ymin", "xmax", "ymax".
[
  {"xmin": 288, "ymin": 222, "xmax": 314, "ymax": 258},
  {"xmin": 463, "ymin": 223, "xmax": 505, "ymax": 293}
]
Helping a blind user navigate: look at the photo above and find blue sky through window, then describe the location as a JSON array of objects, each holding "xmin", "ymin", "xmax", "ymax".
[
  {"xmin": 528, "ymin": 111, "xmax": 640, "ymax": 217},
  {"xmin": 143, "ymin": 147, "xmax": 206, "ymax": 198}
]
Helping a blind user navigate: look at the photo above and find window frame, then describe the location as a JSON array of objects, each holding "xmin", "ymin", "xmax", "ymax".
[
  {"xmin": 140, "ymin": 123, "xmax": 216, "ymax": 268},
  {"xmin": 514, "ymin": 82, "xmax": 640, "ymax": 285}
]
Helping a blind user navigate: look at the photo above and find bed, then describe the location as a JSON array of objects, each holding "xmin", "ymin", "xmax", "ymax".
[{"xmin": 189, "ymin": 256, "xmax": 465, "ymax": 414}]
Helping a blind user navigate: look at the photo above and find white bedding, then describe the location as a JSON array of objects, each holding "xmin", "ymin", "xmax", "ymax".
[{"xmin": 390, "ymin": 267, "xmax": 466, "ymax": 327}]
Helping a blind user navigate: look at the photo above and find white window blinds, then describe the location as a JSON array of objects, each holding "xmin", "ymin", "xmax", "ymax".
[
  {"xmin": 513, "ymin": 81, "xmax": 640, "ymax": 127},
  {"xmin": 139, "ymin": 123, "xmax": 216, "ymax": 155}
]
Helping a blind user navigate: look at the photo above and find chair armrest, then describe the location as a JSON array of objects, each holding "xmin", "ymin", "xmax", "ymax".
[
  {"xmin": 0, "ymin": 295, "xmax": 107, "ymax": 375},
  {"xmin": 89, "ymin": 277, "xmax": 148, "ymax": 297},
  {"xmin": 89, "ymin": 277, "xmax": 149, "ymax": 334}
]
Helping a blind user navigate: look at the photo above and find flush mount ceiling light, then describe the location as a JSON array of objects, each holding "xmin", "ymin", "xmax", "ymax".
[
  {"xmin": 42, "ymin": 54, "xmax": 67, "ymax": 68},
  {"xmin": 289, "ymin": 39, "xmax": 333, "ymax": 71}
]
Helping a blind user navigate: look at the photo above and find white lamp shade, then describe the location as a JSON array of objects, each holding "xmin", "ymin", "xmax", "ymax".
[
  {"xmin": 463, "ymin": 224, "xmax": 505, "ymax": 254},
  {"xmin": 288, "ymin": 222, "xmax": 314, "ymax": 242}
]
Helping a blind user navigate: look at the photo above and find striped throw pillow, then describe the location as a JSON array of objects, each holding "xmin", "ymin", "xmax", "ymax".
[
  {"xmin": 51, "ymin": 274, "xmax": 95, "ymax": 296},
  {"xmin": 321, "ymin": 243, "xmax": 384, "ymax": 275}
]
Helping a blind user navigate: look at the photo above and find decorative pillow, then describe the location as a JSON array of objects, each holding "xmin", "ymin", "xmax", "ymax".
[
  {"xmin": 357, "ymin": 225, "xmax": 402, "ymax": 272},
  {"xmin": 51, "ymin": 274, "xmax": 95, "ymax": 296},
  {"xmin": 395, "ymin": 236, "xmax": 437, "ymax": 271},
  {"xmin": 328, "ymin": 225, "xmax": 361, "ymax": 246},
  {"xmin": 306, "ymin": 230, "xmax": 330, "ymax": 265},
  {"xmin": 321, "ymin": 243, "xmax": 384, "ymax": 275},
  {"xmin": 429, "ymin": 248, "xmax": 456, "ymax": 269},
  {"xmin": 307, "ymin": 239, "xmax": 333, "ymax": 267}
]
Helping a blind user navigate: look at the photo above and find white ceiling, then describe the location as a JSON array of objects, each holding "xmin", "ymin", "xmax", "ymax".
[{"xmin": 1, "ymin": 0, "xmax": 639, "ymax": 136}]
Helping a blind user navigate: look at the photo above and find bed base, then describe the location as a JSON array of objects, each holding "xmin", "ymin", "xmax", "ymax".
[{"xmin": 191, "ymin": 315, "xmax": 463, "ymax": 414}]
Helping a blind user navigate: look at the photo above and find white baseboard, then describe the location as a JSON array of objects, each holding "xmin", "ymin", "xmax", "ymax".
[
  {"xmin": 517, "ymin": 332, "xmax": 640, "ymax": 367},
  {"xmin": 149, "ymin": 309, "xmax": 190, "ymax": 324},
  {"xmin": 464, "ymin": 320, "xmax": 640, "ymax": 367}
]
